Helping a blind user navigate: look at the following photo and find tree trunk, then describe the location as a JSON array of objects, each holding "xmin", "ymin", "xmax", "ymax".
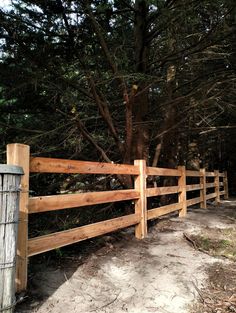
[{"xmin": 131, "ymin": 0, "xmax": 149, "ymax": 162}]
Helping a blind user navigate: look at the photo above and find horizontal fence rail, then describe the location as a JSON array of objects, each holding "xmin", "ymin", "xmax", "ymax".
[
  {"xmin": 6, "ymin": 143, "xmax": 229, "ymax": 292},
  {"xmin": 28, "ymin": 214, "xmax": 139, "ymax": 256},
  {"xmin": 30, "ymin": 157, "xmax": 140, "ymax": 175},
  {"xmin": 147, "ymin": 167, "xmax": 181, "ymax": 176},
  {"xmin": 147, "ymin": 203, "xmax": 182, "ymax": 220},
  {"xmin": 29, "ymin": 189, "xmax": 139, "ymax": 213}
]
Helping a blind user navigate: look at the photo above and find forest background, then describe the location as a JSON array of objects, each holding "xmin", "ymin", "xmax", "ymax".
[{"xmin": 0, "ymin": 0, "xmax": 235, "ymax": 230}]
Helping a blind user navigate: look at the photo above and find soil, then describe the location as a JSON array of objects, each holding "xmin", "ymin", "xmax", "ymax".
[
  {"xmin": 189, "ymin": 262, "xmax": 236, "ymax": 313},
  {"xmin": 16, "ymin": 199, "xmax": 236, "ymax": 313}
]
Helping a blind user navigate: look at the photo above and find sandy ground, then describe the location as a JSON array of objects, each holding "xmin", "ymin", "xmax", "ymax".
[{"xmin": 16, "ymin": 200, "xmax": 236, "ymax": 313}]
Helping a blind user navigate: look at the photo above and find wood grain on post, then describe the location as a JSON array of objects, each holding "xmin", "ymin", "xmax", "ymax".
[
  {"xmin": 134, "ymin": 160, "xmax": 147, "ymax": 239},
  {"xmin": 0, "ymin": 165, "xmax": 23, "ymax": 313},
  {"xmin": 7, "ymin": 144, "xmax": 30, "ymax": 292},
  {"xmin": 200, "ymin": 168, "xmax": 207, "ymax": 209},
  {"xmin": 178, "ymin": 166, "xmax": 187, "ymax": 217},
  {"xmin": 223, "ymin": 171, "xmax": 229, "ymax": 199},
  {"xmin": 214, "ymin": 170, "xmax": 220, "ymax": 204}
]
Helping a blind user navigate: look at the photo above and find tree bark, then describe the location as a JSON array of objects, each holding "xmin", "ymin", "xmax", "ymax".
[{"xmin": 131, "ymin": 0, "xmax": 150, "ymax": 162}]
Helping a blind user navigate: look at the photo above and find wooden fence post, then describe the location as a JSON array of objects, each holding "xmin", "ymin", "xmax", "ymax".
[
  {"xmin": 223, "ymin": 171, "xmax": 229, "ymax": 200},
  {"xmin": 200, "ymin": 168, "xmax": 206, "ymax": 209},
  {"xmin": 214, "ymin": 170, "xmax": 220, "ymax": 204},
  {"xmin": 134, "ymin": 160, "xmax": 147, "ymax": 239},
  {"xmin": 178, "ymin": 166, "xmax": 187, "ymax": 217},
  {"xmin": 7, "ymin": 144, "xmax": 30, "ymax": 292},
  {"xmin": 0, "ymin": 165, "xmax": 24, "ymax": 313}
]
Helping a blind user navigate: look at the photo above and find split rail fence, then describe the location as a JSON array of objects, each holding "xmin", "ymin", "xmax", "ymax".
[{"xmin": 6, "ymin": 144, "xmax": 229, "ymax": 292}]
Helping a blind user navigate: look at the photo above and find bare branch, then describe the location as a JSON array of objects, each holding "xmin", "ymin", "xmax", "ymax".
[
  {"xmin": 76, "ymin": 117, "xmax": 112, "ymax": 163},
  {"xmin": 87, "ymin": 74, "xmax": 124, "ymax": 154}
]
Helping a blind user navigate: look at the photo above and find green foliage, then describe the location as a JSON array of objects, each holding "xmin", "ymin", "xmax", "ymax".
[{"xmin": 0, "ymin": 0, "xmax": 235, "ymax": 174}]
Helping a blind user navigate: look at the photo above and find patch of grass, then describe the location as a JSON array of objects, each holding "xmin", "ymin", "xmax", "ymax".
[
  {"xmin": 199, "ymin": 237, "xmax": 211, "ymax": 250},
  {"xmin": 219, "ymin": 239, "xmax": 231, "ymax": 247},
  {"xmin": 187, "ymin": 228, "xmax": 236, "ymax": 261},
  {"xmin": 55, "ymin": 248, "xmax": 64, "ymax": 258}
]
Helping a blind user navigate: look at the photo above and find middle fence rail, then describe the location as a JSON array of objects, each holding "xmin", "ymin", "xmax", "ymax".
[{"xmin": 6, "ymin": 143, "xmax": 229, "ymax": 292}]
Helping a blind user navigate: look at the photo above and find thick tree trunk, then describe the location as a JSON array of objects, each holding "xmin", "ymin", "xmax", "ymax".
[
  {"xmin": 132, "ymin": 87, "xmax": 149, "ymax": 161},
  {"xmin": 131, "ymin": 0, "xmax": 149, "ymax": 162},
  {"xmin": 160, "ymin": 63, "xmax": 179, "ymax": 203}
]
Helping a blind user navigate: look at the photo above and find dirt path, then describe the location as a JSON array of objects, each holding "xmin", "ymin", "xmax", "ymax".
[{"xmin": 17, "ymin": 200, "xmax": 236, "ymax": 313}]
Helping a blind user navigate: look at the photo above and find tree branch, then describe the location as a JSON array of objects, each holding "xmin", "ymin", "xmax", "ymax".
[
  {"xmin": 87, "ymin": 74, "xmax": 124, "ymax": 155},
  {"xmin": 76, "ymin": 117, "xmax": 112, "ymax": 163},
  {"xmin": 84, "ymin": 1, "xmax": 129, "ymax": 101}
]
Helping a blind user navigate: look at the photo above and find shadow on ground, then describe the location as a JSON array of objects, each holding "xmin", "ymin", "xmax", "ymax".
[{"xmin": 16, "ymin": 199, "xmax": 236, "ymax": 313}]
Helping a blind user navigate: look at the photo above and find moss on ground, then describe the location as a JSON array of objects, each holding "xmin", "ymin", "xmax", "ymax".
[{"xmin": 188, "ymin": 227, "xmax": 236, "ymax": 261}]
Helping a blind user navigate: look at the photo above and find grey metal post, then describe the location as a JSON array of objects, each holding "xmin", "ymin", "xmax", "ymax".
[{"xmin": 0, "ymin": 165, "xmax": 24, "ymax": 313}]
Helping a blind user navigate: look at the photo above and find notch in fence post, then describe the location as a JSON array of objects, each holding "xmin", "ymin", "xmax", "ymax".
[
  {"xmin": 7, "ymin": 144, "xmax": 30, "ymax": 292},
  {"xmin": 134, "ymin": 160, "xmax": 147, "ymax": 239},
  {"xmin": 214, "ymin": 170, "xmax": 220, "ymax": 204},
  {"xmin": 200, "ymin": 168, "xmax": 206, "ymax": 209},
  {"xmin": 223, "ymin": 171, "xmax": 229, "ymax": 200},
  {"xmin": 178, "ymin": 166, "xmax": 187, "ymax": 217}
]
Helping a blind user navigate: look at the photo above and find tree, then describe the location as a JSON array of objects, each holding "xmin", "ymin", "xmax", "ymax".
[{"xmin": 0, "ymin": 0, "xmax": 235, "ymax": 181}]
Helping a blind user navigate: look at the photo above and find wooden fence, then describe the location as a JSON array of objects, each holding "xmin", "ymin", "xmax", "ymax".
[{"xmin": 6, "ymin": 144, "xmax": 229, "ymax": 292}]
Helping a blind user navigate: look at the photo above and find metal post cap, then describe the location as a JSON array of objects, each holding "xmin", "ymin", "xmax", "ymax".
[{"xmin": 0, "ymin": 164, "xmax": 24, "ymax": 175}]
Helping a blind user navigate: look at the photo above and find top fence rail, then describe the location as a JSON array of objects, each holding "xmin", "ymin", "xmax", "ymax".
[{"xmin": 30, "ymin": 157, "xmax": 140, "ymax": 175}]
